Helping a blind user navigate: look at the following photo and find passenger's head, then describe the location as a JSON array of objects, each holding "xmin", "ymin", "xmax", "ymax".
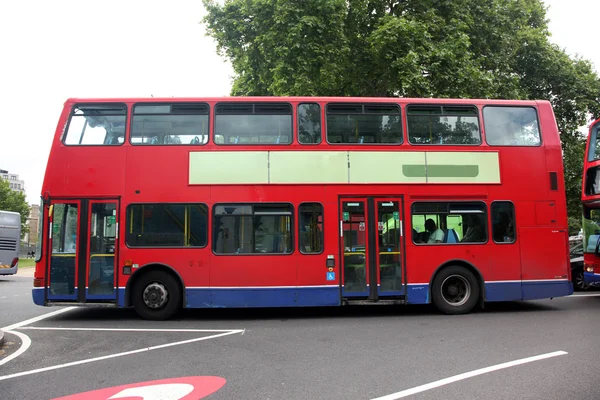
[{"xmin": 425, "ymin": 219, "xmax": 436, "ymax": 232}]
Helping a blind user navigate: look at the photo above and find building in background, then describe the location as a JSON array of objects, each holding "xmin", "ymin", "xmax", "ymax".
[
  {"xmin": 23, "ymin": 203, "xmax": 40, "ymax": 246},
  {"xmin": 0, "ymin": 168, "xmax": 25, "ymax": 194}
]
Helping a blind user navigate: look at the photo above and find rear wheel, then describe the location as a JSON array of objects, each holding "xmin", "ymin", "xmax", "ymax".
[
  {"xmin": 132, "ymin": 270, "xmax": 181, "ymax": 320},
  {"xmin": 431, "ymin": 266, "xmax": 480, "ymax": 315}
]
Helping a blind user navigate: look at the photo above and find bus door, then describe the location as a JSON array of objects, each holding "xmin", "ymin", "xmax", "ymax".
[
  {"xmin": 340, "ymin": 197, "xmax": 405, "ymax": 300},
  {"xmin": 46, "ymin": 199, "xmax": 119, "ymax": 303}
]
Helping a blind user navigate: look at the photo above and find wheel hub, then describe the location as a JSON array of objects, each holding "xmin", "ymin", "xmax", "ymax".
[
  {"xmin": 143, "ymin": 283, "xmax": 168, "ymax": 309},
  {"xmin": 440, "ymin": 275, "xmax": 471, "ymax": 307}
]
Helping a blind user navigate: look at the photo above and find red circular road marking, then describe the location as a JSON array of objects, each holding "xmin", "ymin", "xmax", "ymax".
[{"xmin": 51, "ymin": 376, "xmax": 226, "ymax": 400}]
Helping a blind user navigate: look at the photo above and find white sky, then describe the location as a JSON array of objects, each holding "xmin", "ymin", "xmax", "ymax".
[{"xmin": 0, "ymin": 0, "xmax": 596, "ymax": 204}]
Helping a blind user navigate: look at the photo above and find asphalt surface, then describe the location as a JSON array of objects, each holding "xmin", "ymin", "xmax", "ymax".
[
  {"xmin": 0, "ymin": 290, "xmax": 599, "ymax": 399},
  {"xmin": 0, "ymin": 269, "xmax": 45, "ymax": 329}
]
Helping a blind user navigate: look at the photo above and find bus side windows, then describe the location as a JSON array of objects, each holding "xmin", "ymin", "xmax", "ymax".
[
  {"xmin": 63, "ymin": 104, "xmax": 127, "ymax": 146},
  {"xmin": 491, "ymin": 202, "xmax": 516, "ymax": 243},
  {"xmin": 406, "ymin": 105, "xmax": 481, "ymax": 145},
  {"xmin": 130, "ymin": 103, "xmax": 209, "ymax": 146},
  {"xmin": 298, "ymin": 203, "xmax": 323, "ymax": 254},
  {"xmin": 411, "ymin": 202, "xmax": 487, "ymax": 245},
  {"xmin": 298, "ymin": 103, "xmax": 322, "ymax": 144},
  {"xmin": 213, "ymin": 204, "xmax": 293, "ymax": 254},
  {"xmin": 483, "ymin": 106, "xmax": 541, "ymax": 146}
]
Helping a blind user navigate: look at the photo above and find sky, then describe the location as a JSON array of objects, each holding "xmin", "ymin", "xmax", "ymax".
[{"xmin": 0, "ymin": 0, "xmax": 597, "ymax": 205}]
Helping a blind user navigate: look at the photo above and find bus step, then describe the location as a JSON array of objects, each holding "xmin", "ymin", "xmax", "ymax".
[{"xmin": 345, "ymin": 299, "xmax": 405, "ymax": 306}]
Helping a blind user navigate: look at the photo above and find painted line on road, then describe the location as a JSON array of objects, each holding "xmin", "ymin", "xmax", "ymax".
[
  {"xmin": 0, "ymin": 329, "xmax": 243, "ymax": 382},
  {"xmin": 370, "ymin": 350, "xmax": 568, "ymax": 400},
  {"xmin": 2, "ymin": 307, "xmax": 76, "ymax": 331},
  {"xmin": 0, "ymin": 331, "xmax": 31, "ymax": 368},
  {"xmin": 0, "ymin": 307, "xmax": 76, "ymax": 370},
  {"xmin": 568, "ymin": 293, "xmax": 600, "ymax": 297},
  {"xmin": 18, "ymin": 327, "xmax": 241, "ymax": 333}
]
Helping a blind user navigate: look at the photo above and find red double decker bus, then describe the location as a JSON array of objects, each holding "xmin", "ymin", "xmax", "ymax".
[
  {"xmin": 582, "ymin": 117, "xmax": 600, "ymax": 288},
  {"xmin": 32, "ymin": 96, "xmax": 572, "ymax": 320}
]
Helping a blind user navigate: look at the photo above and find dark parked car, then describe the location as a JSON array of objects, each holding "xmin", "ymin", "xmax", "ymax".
[{"xmin": 570, "ymin": 240, "xmax": 589, "ymax": 291}]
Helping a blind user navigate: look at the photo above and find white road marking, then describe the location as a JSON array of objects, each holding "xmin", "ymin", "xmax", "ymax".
[
  {"xmin": 568, "ymin": 293, "xmax": 600, "ymax": 297},
  {"xmin": 370, "ymin": 350, "xmax": 568, "ymax": 400},
  {"xmin": 2, "ymin": 306, "xmax": 76, "ymax": 331},
  {"xmin": 19, "ymin": 327, "xmax": 241, "ymax": 333},
  {"xmin": 0, "ymin": 307, "xmax": 76, "ymax": 369},
  {"xmin": 0, "ymin": 330, "xmax": 31, "ymax": 368},
  {"xmin": 0, "ymin": 329, "xmax": 243, "ymax": 382}
]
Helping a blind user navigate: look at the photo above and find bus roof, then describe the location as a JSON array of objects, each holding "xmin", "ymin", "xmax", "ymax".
[{"xmin": 63, "ymin": 96, "xmax": 547, "ymax": 106}]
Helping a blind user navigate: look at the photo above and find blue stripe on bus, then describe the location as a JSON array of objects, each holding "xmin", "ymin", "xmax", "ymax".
[
  {"xmin": 484, "ymin": 281, "xmax": 522, "ymax": 302},
  {"xmin": 186, "ymin": 286, "xmax": 341, "ymax": 308},
  {"xmin": 584, "ymin": 272, "xmax": 600, "ymax": 286},
  {"xmin": 406, "ymin": 284, "xmax": 429, "ymax": 304},
  {"xmin": 521, "ymin": 280, "xmax": 573, "ymax": 300},
  {"xmin": 32, "ymin": 288, "xmax": 44, "ymax": 306},
  {"xmin": 485, "ymin": 280, "xmax": 573, "ymax": 301},
  {"xmin": 85, "ymin": 289, "xmax": 117, "ymax": 301},
  {"xmin": 47, "ymin": 289, "xmax": 78, "ymax": 301},
  {"xmin": 33, "ymin": 280, "xmax": 574, "ymax": 308}
]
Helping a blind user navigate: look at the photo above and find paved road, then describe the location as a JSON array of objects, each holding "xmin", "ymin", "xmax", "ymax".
[
  {"xmin": 0, "ymin": 269, "xmax": 46, "ymax": 330},
  {"xmin": 1, "ymin": 293, "xmax": 599, "ymax": 399}
]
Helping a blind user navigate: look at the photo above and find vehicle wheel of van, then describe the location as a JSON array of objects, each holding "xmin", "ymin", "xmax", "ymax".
[
  {"xmin": 132, "ymin": 270, "xmax": 181, "ymax": 320},
  {"xmin": 432, "ymin": 266, "xmax": 480, "ymax": 315}
]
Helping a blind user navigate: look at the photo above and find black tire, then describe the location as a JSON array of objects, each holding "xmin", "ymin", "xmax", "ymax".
[
  {"xmin": 572, "ymin": 269, "xmax": 590, "ymax": 292},
  {"xmin": 132, "ymin": 270, "xmax": 181, "ymax": 320},
  {"xmin": 431, "ymin": 266, "xmax": 480, "ymax": 315}
]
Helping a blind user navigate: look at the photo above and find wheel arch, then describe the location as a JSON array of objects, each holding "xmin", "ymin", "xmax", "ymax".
[
  {"xmin": 429, "ymin": 259, "xmax": 486, "ymax": 305},
  {"xmin": 124, "ymin": 262, "xmax": 186, "ymax": 308}
]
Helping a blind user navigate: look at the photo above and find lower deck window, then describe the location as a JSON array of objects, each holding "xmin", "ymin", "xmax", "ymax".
[
  {"xmin": 213, "ymin": 204, "xmax": 293, "ymax": 254},
  {"xmin": 126, "ymin": 204, "xmax": 208, "ymax": 247},
  {"xmin": 412, "ymin": 202, "xmax": 487, "ymax": 244}
]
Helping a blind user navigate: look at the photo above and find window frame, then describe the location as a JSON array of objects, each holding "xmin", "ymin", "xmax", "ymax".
[
  {"xmin": 406, "ymin": 104, "xmax": 482, "ymax": 146},
  {"xmin": 62, "ymin": 102, "xmax": 128, "ymax": 147},
  {"xmin": 325, "ymin": 102, "xmax": 403, "ymax": 145},
  {"xmin": 483, "ymin": 105, "xmax": 542, "ymax": 147},
  {"xmin": 129, "ymin": 102, "xmax": 210, "ymax": 146},
  {"xmin": 297, "ymin": 102, "xmax": 322, "ymax": 145},
  {"xmin": 298, "ymin": 202, "xmax": 324, "ymax": 255},
  {"xmin": 490, "ymin": 200, "xmax": 517, "ymax": 244},
  {"xmin": 410, "ymin": 201, "xmax": 488, "ymax": 245},
  {"xmin": 212, "ymin": 202, "xmax": 295, "ymax": 255},
  {"xmin": 125, "ymin": 202, "xmax": 209, "ymax": 249},
  {"xmin": 213, "ymin": 102, "xmax": 293, "ymax": 146}
]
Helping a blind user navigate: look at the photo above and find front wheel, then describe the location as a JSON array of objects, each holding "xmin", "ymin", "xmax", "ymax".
[
  {"xmin": 431, "ymin": 266, "xmax": 480, "ymax": 315},
  {"xmin": 572, "ymin": 269, "xmax": 590, "ymax": 291},
  {"xmin": 132, "ymin": 270, "xmax": 181, "ymax": 320}
]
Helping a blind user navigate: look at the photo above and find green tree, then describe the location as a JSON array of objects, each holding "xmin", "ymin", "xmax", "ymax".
[
  {"xmin": 202, "ymin": 0, "xmax": 600, "ymax": 220},
  {"xmin": 0, "ymin": 179, "xmax": 30, "ymax": 239}
]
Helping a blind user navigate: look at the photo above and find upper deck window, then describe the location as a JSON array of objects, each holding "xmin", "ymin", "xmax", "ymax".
[
  {"xmin": 407, "ymin": 105, "xmax": 481, "ymax": 145},
  {"xmin": 214, "ymin": 103, "xmax": 292, "ymax": 145},
  {"xmin": 131, "ymin": 103, "xmax": 209, "ymax": 145},
  {"xmin": 63, "ymin": 104, "xmax": 127, "ymax": 146},
  {"xmin": 587, "ymin": 123, "xmax": 600, "ymax": 161},
  {"xmin": 483, "ymin": 106, "xmax": 541, "ymax": 146},
  {"xmin": 326, "ymin": 103, "xmax": 402, "ymax": 144},
  {"xmin": 298, "ymin": 103, "xmax": 321, "ymax": 144}
]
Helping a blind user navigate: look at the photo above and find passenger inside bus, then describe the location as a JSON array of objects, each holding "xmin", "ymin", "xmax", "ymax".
[
  {"xmin": 425, "ymin": 219, "xmax": 444, "ymax": 243},
  {"xmin": 461, "ymin": 214, "xmax": 485, "ymax": 242}
]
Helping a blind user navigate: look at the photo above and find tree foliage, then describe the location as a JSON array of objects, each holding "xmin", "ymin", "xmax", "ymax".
[
  {"xmin": 202, "ymin": 0, "xmax": 600, "ymax": 221},
  {"xmin": 0, "ymin": 179, "xmax": 30, "ymax": 238}
]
